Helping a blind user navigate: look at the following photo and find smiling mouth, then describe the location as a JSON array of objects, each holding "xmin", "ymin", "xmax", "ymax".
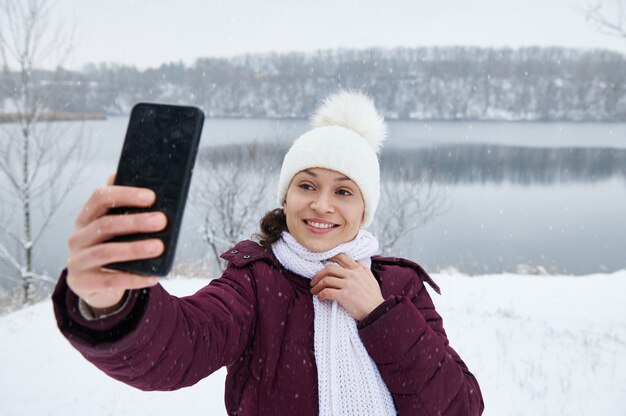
[{"xmin": 304, "ymin": 220, "xmax": 338, "ymax": 229}]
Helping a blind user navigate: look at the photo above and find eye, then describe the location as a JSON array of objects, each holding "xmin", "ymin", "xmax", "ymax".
[
  {"xmin": 298, "ymin": 182, "xmax": 315, "ymax": 191},
  {"xmin": 336, "ymin": 188, "xmax": 353, "ymax": 196}
]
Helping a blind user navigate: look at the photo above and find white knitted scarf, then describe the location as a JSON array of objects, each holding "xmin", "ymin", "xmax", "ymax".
[{"xmin": 272, "ymin": 230, "xmax": 396, "ymax": 416}]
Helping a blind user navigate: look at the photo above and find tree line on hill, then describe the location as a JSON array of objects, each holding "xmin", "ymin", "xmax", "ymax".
[{"xmin": 1, "ymin": 46, "xmax": 625, "ymax": 121}]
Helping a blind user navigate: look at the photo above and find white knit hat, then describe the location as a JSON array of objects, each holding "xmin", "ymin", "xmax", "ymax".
[{"xmin": 277, "ymin": 90, "xmax": 386, "ymax": 227}]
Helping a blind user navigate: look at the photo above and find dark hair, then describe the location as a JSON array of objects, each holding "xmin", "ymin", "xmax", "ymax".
[{"xmin": 255, "ymin": 208, "xmax": 288, "ymax": 249}]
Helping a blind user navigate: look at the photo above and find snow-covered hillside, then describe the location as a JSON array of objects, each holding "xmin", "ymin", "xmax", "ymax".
[{"xmin": 1, "ymin": 272, "xmax": 625, "ymax": 416}]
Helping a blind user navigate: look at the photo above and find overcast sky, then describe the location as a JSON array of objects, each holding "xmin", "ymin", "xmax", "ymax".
[{"xmin": 56, "ymin": 0, "xmax": 626, "ymax": 69}]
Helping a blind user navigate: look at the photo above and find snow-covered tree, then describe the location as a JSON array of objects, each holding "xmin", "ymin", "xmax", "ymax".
[{"xmin": 0, "ymin": 0, "xmax": 89, "ymax": 303}]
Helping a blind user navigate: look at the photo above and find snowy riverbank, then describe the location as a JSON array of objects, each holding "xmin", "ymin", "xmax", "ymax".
[{"xmin": 1, "ymin": 271, "xmax": 625, "ymax": 416}]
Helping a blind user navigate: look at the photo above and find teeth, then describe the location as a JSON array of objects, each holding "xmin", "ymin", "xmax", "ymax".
[{"xmin": 307, "ymin": 221, "xmax": 335, "ymax": 229}]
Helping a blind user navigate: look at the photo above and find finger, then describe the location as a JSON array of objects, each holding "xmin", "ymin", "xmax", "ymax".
[
  {"xmin": 311, "ymin": 264, "xmax": 347, "ymax": 287},
  {"xmin": 76, "ymin": 186, "xmax": 156, "ymax": 228},
  {"xmin": 329, "ymin": 253, "xmax": 360, "ymax": 269},
  {"xmin": 316, "ymin": 288, "xmax": 342, "ymax": 303},
  {"xmin": 106, "ymin": 173, "xmax": 116, "ymax": 186},
  {"xmin": 310, "ymin": 275, "xmax": 345, "ymax": 295},
  {"xmin": 75, "ymin": 271, "xmax": 160, "ymax": 293},
  {"xmin": 355, "ymin": 260, "xmax": 370, "ymax": 270},
  {"xmin": 68, "ymin": 239, "xmax": 164, "ymax": 271},
  {"xmin": 69, "ymin": 212, "xmax": 167, "ymax": 250}
]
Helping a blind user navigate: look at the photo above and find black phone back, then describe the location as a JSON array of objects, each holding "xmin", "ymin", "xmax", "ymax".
[{"xmin": 106, "ymin": 103, "xmax": 204, "ymax": 276}]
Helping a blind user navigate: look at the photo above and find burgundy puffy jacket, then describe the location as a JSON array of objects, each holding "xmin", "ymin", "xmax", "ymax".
[{"xmin": 53, "ymin": 240, "xmax": 484, "ymax": 415}]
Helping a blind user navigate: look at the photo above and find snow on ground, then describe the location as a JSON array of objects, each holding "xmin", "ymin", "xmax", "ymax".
[{"xmin": 1, "ymin": 272, "xmax": 625, "ymax": 416}]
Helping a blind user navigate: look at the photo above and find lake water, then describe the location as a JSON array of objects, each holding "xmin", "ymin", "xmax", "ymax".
[{"xmin": 2, "ymin": 117, "xmax": 625, "ymax": 280}]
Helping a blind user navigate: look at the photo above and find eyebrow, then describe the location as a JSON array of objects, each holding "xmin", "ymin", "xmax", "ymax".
[{"xmin": 302, "ymin": 169, "xmax": 351, "ymax": 182}]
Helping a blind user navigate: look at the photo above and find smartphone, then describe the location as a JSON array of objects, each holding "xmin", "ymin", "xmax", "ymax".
[{"xmin": 105, "ymin": 103, "xmax": 205, "ymax": 276}]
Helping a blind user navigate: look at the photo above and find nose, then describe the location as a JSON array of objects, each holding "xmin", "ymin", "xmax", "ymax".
[{"xmin": 310, "ymin": 192, "xmax": 334, "ymax": 213}]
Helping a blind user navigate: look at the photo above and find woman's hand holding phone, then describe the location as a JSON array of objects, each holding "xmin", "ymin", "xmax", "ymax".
[{"xmin": 65, "ymin": 175, "xmax": 167, "ymax": 312}]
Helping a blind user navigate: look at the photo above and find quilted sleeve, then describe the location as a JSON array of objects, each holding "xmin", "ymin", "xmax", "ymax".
[{"xmin": 53, "ymin": 265, "xmax": 257, "ymax": 391}]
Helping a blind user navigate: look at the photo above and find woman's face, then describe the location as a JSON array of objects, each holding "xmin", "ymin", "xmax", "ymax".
[{"xmin": 283, "ymin": 167, "xmax": 365, "ymax": 252}]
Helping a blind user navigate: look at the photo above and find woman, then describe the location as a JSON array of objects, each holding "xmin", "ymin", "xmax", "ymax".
[{"xmin": 54, "ymin": 91, "xmax": 484, "ymax": 415}]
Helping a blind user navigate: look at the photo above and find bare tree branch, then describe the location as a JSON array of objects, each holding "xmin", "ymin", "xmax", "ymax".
[
  {"xmin": 583, "ymin": 0, "xmax": 626, "ymax": 38},
  {"xmin": 0, "ymin": 241, "xmax": 21, "ymax": 272},
  {"xmin": 190, "ymin": 143, "xmax": 282, "ymax": 274},
  {"xmin": 372, "ymin": 176, "xmax": 449, "ymax": 255},
  {"xmin": 0, "ymin": 152, "xmax": 21, "ymax": 195},
  {"xmin": 0, "ymin": 219, "xmax": 22, "ymax": 246}
]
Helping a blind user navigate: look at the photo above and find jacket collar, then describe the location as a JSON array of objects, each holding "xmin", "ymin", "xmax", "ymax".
[
  {"xmin": 221, "ymin": 240, "xmax": 440, "ymax": 294},
  {"xmin": 220, "ymin": 240, "xmax": 276, "ymax": 267}
]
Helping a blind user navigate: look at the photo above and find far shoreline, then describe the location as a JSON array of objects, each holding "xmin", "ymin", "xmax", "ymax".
[{"xmin": 0, "ymin": 112, "xmax": 107, "ymax": 123}]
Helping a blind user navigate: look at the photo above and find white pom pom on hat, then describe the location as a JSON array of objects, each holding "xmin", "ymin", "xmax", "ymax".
[
  {"xmin": 310, "ymin": 90, "xmax": 387, "ymax": 154},
  {"xmin": 277, "ymin": 90, "xmax": 386, "ymax": 227}
]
